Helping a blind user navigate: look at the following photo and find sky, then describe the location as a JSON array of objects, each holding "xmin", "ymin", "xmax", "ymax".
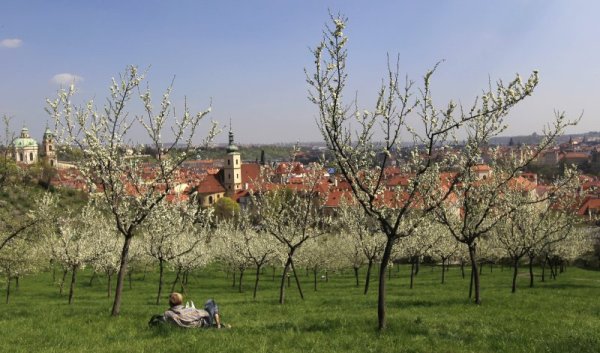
[{"xmin": 1, "ymin": 0, "xmax": 599, "ymax": 144}]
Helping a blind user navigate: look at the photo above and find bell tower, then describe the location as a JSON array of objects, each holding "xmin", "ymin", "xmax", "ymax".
[
  {"xmin": 223, "ymin": 125, "xmax": 242, "ymax": 195},
  {"xmin": 41, "ymin": 127, "xmax": 57, "ymax": 167}
]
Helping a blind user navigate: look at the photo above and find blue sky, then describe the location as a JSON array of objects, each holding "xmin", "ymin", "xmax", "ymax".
[{"xmin": 1, "ymin": 0, "xmax": 598, "ymax": 144}]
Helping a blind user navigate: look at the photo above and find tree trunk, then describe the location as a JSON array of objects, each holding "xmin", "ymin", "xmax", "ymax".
[
  {"xmin": 170, "ymin": 269, "xmax": 181, "ymax": 293},
  {"xmin": 541, "ymin": 259, "xmax": 546, "ymax": 282},
  {"xmin": 469, "ymin": 268, "xmax": 473, "ymax": 298},
  {"xmin": 511, "ymin": 258, "xmax": 519, "ymax": 293},
  {"xmin": 279, "ymin": 257, "xmax": 292, "ymax": 304},
  {"xmin": 15, "ymin": 277, "xmax": 19, "ymax": 290},
  {"xmin": 441, "ymin": 258, "xmax": 446, "ymax": 284},
  {"xmin": 410, "ymin": 259, "xmax": 415, "ymax": 289},
  {"xmin": 468, "ymin": 244, "xmax": 481, "ymax": 304},
  {"xmin": 290, "ymin": 258, "xmax": 304, "ymax": 300},
  {"xmin": 529, "ymin": 256, "xmax": 534, "ymax": 288},
  {"xmin": 89, "ymin": 272, "xmax": 97, "ymax": 286},
  {"xmin": 60, "ymin": 269, "xmax": 68, "ymax": 295},
  {"xmin": 313, "ymin": 268, "xmax": 318, "ymax": 291},
  {"xmin": 354, "ymin": 266, "xmax": 360, "ymax": 287},
  {"xmin": 69, "ymin": 266, "xmax": 78, "ymax": 305},
  {"xmin": 415, "ymin": 257, "xmax": 420, "ymax": 276},
  {"xmin": 238, "ymin": 269, "xmax": 244, "ymax": 293},
  {"xmin": 107, "ymin": 272, "xmax": 112, "ymax": 298},
  {"xmin": 156, "ymin": 258, "xmax": 165, "ymax": 305},
  {"xmin": 479, "ymin": 261, "xmax": 484, "ymax": 275},
  {"xmin": 253, "ymin": 265, "xmax": 261, "ymax": 300},
  {"xmin": 5, "ymin": 276, "xmax": 10, "ymax": 304},
  {"xmin": 548, "ymin": 257, "xmax": 557, "ymax": 280},
  {"xmin": 364, "ymin": 258, "xmax": 373, "ymax": 295},
  {"xmin": 377, "ymin": 238, "xmax": 394, "ymax": 330},
  {"xmin": 111, "ymin": 235, "xmax": 133, "ymax": 316}
]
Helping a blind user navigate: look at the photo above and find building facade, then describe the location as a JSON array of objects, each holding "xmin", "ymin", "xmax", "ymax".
[{"xmin": 12, "ymin": 126, "xmax": 56, "ymax": 166}]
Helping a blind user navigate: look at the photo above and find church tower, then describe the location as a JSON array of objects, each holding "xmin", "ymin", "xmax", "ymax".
[
  {"xmin": 223, "ymin": 127, "xmax": 242, "ymax": 195},
  {"xmin": 41, "ymin": 127, "xmax": 57, "ymax": 167}
]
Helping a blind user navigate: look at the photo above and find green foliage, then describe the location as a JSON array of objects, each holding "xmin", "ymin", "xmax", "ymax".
[
  {"xmin": 0, "ymin": 265, "xmax": 599, "ymax": 352},
  {"xmin": 0, "ymin": 183, "xmax": 87, "ymax": 219},
  {"xmin": 213, "ymin": 197, "xmax": 240, "ymax": 221}
]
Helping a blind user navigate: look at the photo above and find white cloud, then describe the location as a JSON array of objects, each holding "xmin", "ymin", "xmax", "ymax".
[
  {"xmin": 52, "ymin": 73, "xmax": 84, "ymax": 85},
  {"xmin": 0, "ymin": 38, "xmax": 23, "ymax": 48}
]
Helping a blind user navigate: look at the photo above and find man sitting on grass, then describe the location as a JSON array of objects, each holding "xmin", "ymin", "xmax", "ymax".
[{"xmin": 162, "ymin": 292, "xmax": 223, "ymax": 329}]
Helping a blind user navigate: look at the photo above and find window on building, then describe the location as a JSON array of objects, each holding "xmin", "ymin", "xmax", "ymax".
[
  {"xmin": 236, "ymin": 159, "xmax": 238, "ymax": 165},
  {"xmin": 30, "ymin": 153, "xmax": 34, "ymax": 161},
  {"xmin": 228, "ymin": 160, "xmax": 230, "ymax": 165},
  {"xmin": 228, "ymin": 174, "xmax": 231, "ymax": 179},
  {"xmin": 208, "ymin": 196, "xmax": 213, "ymax": 204},
  {"xmin": 19, "ymin": 152, "xmax": 23, "ymax": 161},
  {"xmin": 49, "ymin": 145, "xmax": 53, "ymax": 151},
  {"xmin": 236, "ymin": 173, "xmax": 239, "ymax": 179}
]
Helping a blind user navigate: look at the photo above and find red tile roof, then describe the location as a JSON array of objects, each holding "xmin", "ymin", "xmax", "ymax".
[
  {"xmin": 324, "ymin": 190, "xmax": 355, "ymax": 207},
  {"xmin": 578, "ymin": 197, "xmax": 600, "ymax": 216},
  {"xmin": 195, "ymin": 174, "xmax": 225, "ymax": 194},
  {"xmin": 241, "ymin": 163, "xmax": 261, "ymax": 184}
]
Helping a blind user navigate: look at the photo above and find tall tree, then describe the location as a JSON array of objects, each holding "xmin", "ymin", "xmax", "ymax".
[
  {"xmin": 216, "ymin": 212, "xmax": 283, "ymax": 299},
  {"xmin": 251, "ymin": 165, "xmax": 331, "ymax": 304},
  {"xmin": 47, "ymin": 66, "xmax": 218, "ymax": 315},
  {"xmin": 337, "ymin": 202, "xmax": 386, "ymax": 294},
  {"xmin": 45, "ymin": 203, "xmax": 114, "ymax": 304},
  {"xmin": 142, "ymin": 202, "xmax": 209, "ymax": 305},
  {"xmin": 496, "ymin": 175, "xmax": 580, "ymax": 293},
  {"xmin": 308, "ymin": 14, "xmax": 546, "ymax": 329}
]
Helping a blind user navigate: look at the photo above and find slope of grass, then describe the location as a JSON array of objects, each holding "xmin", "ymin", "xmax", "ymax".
[{"xmin": 0, "ymin": 264, "xmax": 599, "ymax": 353}]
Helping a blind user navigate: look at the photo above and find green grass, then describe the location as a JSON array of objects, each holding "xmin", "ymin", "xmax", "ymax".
[{"xmin": 1, "ymin": 264, "xmax": 599, "ymax": 353}]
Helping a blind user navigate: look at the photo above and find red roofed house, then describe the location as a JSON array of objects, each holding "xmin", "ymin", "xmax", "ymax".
[
  {"xmin": 472, "ymin": 164, "xmax": 492, "ymax": 180},
  {"xmin": 560, "ymin": 151, "xmax": 590, "ymax": 165},
  {"xmin": 578, "ymin": 197, "xmax": 600, "ymax": 219}
]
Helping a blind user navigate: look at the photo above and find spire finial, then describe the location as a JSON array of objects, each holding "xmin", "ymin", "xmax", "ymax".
[
  {"xmin": 228, "ymin": 118, "xmax": 234, "ymax": 146},
  {"xmin": 226, "ymin": 118, "xmax": 239, "ymax": 153}
]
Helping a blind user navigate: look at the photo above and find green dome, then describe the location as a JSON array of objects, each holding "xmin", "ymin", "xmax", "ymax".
[
  {"xmin": 14, "ymin": 137, "xmax": 38, "ymax": 148},
  {"xmin": 14, "ymin": 127, "xmax": 38, "ymax": 148}
]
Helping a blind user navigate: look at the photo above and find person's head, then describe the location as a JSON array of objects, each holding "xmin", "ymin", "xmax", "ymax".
[{"xmin": 169, "ymin": 292, "xmax": 183, "ymax": 307}]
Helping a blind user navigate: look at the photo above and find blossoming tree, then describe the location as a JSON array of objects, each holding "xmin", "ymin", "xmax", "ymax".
[
  {"xmin": 307, "ymin": 14, "xmax": 555, "ymax": 329},
  {"xmin": 46, "ymin": 66, "xmax": 218, "ymax": 315}
]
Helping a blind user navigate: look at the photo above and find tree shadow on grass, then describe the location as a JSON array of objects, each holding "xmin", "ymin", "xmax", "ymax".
[
  {"xmin": 264, "ymin": 318, "xmax": 339, "ymax": 333},
  {"xmin": 541, "ymin": 282, "xmax": 598, "ymax": 290},
  {"xmin": 389, "ymin": 297, "xmax": 464, "ymax": 308}
]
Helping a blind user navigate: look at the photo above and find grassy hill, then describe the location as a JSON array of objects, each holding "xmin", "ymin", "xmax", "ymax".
[{"xmin": 0, "ymin": 264, "xmax": 598, "ymax": 353}]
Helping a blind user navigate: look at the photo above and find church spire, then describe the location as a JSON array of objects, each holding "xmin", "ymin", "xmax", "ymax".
[{"xmin": 226, "ymin": 119, "xmax": 239, "ymax": 153}]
